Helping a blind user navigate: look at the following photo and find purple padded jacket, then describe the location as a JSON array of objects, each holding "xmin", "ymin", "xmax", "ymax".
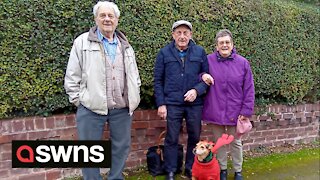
[{"xmin": 202, "ymin": 49, "xmax": 255, "ymax": 126}]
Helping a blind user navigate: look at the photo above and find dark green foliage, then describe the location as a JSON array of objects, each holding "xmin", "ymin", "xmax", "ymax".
[
  {"xmin": 0, "ymin": 0, "xmax": 319, "ymax": 118},
  {"xmin": 0, "ymin": 0, "xmax": 96, "ymax": 117}
]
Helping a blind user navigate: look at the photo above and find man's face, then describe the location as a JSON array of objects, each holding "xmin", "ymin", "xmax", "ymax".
[
  {"xmin": 216, "ymin": 35, "xmax": 233, "ymax": 58},
  {"xmin": 95, "ymin": 6, "xmax": 118, "ymax": 37},
  {"xmin": 172, "ymin": 25, "xmax": 192, "ymax": 51}
]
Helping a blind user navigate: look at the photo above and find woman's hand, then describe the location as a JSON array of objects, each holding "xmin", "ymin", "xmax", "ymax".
[
  {"xmin": 202, "ymin": 73, "xmax": 214, "ymax": 86},
  {"xmin": 238, "ymin": 115, "xmax": 249, "ymax": 121}
]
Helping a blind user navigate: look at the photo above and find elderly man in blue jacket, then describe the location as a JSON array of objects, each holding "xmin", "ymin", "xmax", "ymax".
[{"xmin": 154, "ymin": 20, "xmax": 209, "ymax": 180}]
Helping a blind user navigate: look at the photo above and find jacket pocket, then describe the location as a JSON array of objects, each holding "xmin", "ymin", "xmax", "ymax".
[
  {"xmin": 164, "ymin": 57, "xmax": 180, "ymax": 76},
  {"xmin": 164, "ymin": 57, "xmax": 177, "ymax": 63},
  {"xmin": 187, "ymin": 58, "xmax": 203, "ymax": 74},
  {"xmin": 189, "ymin": 57, "xmax": 203, "ymax": 63},
  {"xmin": 226, "ymin": 105, "xmax": 241, "ymax": 122},
  {"xmin": 83, "ymin": 42, "xmax": 100, "ymax": 51},
  {"xmin": 164, "ymin": 75, "xmax": 181, "ymax": 93}
]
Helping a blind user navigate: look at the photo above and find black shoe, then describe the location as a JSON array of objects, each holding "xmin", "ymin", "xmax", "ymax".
[
  {"xmin": 220, "ymin": 169, "xmax": 228, "ymax": 180},
  {"xmin": 166, "ymin": 172, "xmax": 175, "ymax": 180},
  {"xmin": 234, "ymin": 172, "xmax": 243, "ymax": 180},
  {"xmin": 184, "ymin": 169, "xmax": 192, "ymax": 179}
]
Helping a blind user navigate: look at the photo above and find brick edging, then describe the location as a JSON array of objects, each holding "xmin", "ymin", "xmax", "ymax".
[{"xmin": 0, "ymin": 103, "xmax": 319, "ymax": 179}]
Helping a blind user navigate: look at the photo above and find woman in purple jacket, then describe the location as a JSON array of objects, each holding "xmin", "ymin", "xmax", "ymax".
[{"xmin": 201, "ymin": 29, "xmax": 255, "ymax": 180}]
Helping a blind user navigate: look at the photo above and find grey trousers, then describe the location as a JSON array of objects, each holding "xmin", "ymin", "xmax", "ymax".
[
  {"xmin": 211, "ymin": 124, "xmax": 243, "ymax": 172},
  {"xmin": 76, "ymin": 105, "xmax": 132, "ymax": 180}
]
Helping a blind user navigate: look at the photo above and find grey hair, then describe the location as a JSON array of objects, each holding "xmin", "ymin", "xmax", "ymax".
[
  {"xmin": 215, "ymin": 29, "xmax": 233, "ymax": 45},
  {"xmin": 93, "ymin": 1, "xmax": 120, "ymax": 18}
]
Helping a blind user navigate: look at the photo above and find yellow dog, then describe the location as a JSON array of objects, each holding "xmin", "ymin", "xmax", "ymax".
[{"xmin": 192, "ymin": 134, "xmax": 234, "ymax": 180}]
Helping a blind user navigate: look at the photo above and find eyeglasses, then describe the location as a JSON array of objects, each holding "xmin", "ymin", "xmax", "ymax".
[{"xmin": 218, "ymin": 41, "xmax": 232, "ymax": 46}]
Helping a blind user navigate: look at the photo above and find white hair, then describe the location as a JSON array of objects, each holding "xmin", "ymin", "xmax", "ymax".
[{"xmin": 93, "ymin": 1, "xmax": 120, "ymax": 18}]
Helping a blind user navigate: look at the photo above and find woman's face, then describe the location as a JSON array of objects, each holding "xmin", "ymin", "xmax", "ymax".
[{"xmin": 216, "ymin": 35, "xmax": 233, "ymax": 58}]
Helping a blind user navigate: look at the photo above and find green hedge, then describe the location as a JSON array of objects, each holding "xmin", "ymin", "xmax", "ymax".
[{"xmin": 0, "ymin": 0, "xmax": 319, "ymax": 118}]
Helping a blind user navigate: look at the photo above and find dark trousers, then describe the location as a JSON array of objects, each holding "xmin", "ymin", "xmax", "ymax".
[
  {"xmin": 164, "ymin": 105, "xmax": 202, "ymax": 173},
  {"xmin": 76, "ymin": 104, "xmax": 132, "ymax": 180}
]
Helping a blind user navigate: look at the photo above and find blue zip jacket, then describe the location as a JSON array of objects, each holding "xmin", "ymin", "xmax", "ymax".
[{"xmin": 154, "ymin": 40, "xmax": 209, "ymax": 107}]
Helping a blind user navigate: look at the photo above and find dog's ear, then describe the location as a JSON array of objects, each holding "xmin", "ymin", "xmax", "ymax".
[
  {"xmin": 205, "ymin": 142, "xmax": 213, "ymax": 149},
  {"xmin": 204, "ymin": 144, "xmax": 209, "ymax": 149},
  {"xmin": 206, "ymin": 142, "xmax": 214, "ymax": 149}
]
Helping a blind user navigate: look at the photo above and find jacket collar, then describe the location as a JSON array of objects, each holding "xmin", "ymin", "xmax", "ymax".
[
  {"xmin": 170, "ymin": 39, "xmax": 196, "ymax": 54},
  {"xmin": 216, "ymin": 48, "xmax": 237, "ymax": 61},
  {"xmin": 88, "ymin": 26, "xmax": 130, "ymax": 48},
  {"xmin": 170, "ymin": 40, "xmax": 195, "ymax": 61}
]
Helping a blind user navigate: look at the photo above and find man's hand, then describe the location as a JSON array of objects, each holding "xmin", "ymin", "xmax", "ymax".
[
  {"xmin": 201, "ymin": 73, "xmax": 214, "ymax": 86},
  {"xmin": 184, "ymin": 89, "xmax": 197, "ymax": 102},
  {"xmin": 157, "ymin": 105, "xmax": 167, "ymax": 119}
]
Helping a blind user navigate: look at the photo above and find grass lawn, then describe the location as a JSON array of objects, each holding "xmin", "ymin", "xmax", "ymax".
[
  {"xmin": 241, "ymin": 148, "xmax": 319, "ymax": 180},
  {"xmin": 64, "ymin": 143, "xmax": 319, "ymax": 180}
]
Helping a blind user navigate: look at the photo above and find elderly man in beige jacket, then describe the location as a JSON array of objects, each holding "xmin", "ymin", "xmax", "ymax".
[{"xmin": 64, "ymin": 1, "xmax": 140, "ymax": 180}]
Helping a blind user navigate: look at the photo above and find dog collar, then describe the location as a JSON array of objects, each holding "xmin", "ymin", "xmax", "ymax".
[{"xmin": 202, "ymin": 151, "xmax": 213, "ymax": 163}]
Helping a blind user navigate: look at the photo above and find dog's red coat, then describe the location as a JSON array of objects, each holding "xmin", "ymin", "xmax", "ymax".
[
  {"xmin": 192, "ymin": 155, "xmax": 220, "ymax": 180},
  {"xmin": 191, "ymin": 134, "xmax": 234, "ymax": 180}
]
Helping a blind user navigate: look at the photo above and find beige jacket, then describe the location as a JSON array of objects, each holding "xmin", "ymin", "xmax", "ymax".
[{"xmin": 64, "ymin": 26, "xmax": 141, "ymax": 115}]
